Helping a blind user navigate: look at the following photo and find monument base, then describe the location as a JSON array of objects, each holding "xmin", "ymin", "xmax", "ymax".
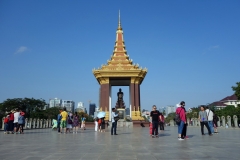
[
  {"xmin": 131, "ymin": 111, "xmax": 145, "ymax": 121},
  {"xmin": 108, "ymin": 121, "xmax": 133, "ymax": 128},
  {"xmin": 117, "ymin": 108, "xmax": 126, "ymax": 120}
]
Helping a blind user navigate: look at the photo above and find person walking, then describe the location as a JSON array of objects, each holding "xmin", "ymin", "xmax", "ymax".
[
  {"xmin": 72, "ymin": 112, "xmax": 79, "ymax": 134},
  {"xmin": 18, "ymin": 111, "xmax": 25, "ymax": 134},
  {"xmin": 94, "ymin": 118, "xmax": 99, "ymax": 132},
  {"xmin": 205, "ymin": 106, "xmax": 214, "ymax": 134},
  {"xmin": 159, "ymin": 112, "xmax": 165, "ymax": 131},
  {"xmin": 150, "ymin": 105, "xmax": 160, "ymax": 138},
  {"xmin": 8, "ymin": 110, "xmax": 14, "ymax": 134},
  {"xmin": 60, "ymin": 107, "xmax": 68, "ymax": 134},
  {"xmin": 67, "ymin": 114, "xmax": 73, "ymax": 133},
  {"xmin": 212, "ymin": 111, "xmax": 219, "ymax": 134},
  {"xmin": 176, "ymin": 102, "xmax": 186, "ymax": 140},
  {"xmin": 180, "ymin": 101, "xmax": 189, "ymax": 139},
  {"xmin": 81, "ymin": 116, "xmax": 86, "ymax": 130},
  {"xmin": 101, "ymin": 117, "xmax": 106, "ymax": 132},
  {"xmin": 199, "ymin": 106, "xmax": 213, "ymax": 136},
  {"xmin": 111, "ymin": 108, "xmax": 118, "ymax": 135},
  {"xmin": 98, "ymin": 118, "xmax": 102, "ymax": 132},
  {"xmin": 57, "ymin": 110, "xmax": 62, "ymax": 133},
  {"xmin": 13, "ymin": 109, "xmax": 20, "ymax": 134},
  {"xmin": 4, "ymin": 115, "xmax": 9, "ymax": 134}
]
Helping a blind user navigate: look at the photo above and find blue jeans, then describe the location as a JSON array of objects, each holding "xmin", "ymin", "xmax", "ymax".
[
  {"xmin": 111, "ymin": 122, "xmax": 117, "ymax": 135},
  {"xmin": 208, "ymin": 121, "xmax": 214, "ymax": 133},
  {"xmin": 178, "ymin": 121, "xmax": 184, "ymax": 134},
  {"xmin": 4, "ymin": 124, "xmax": 8, "ymax": 132}
]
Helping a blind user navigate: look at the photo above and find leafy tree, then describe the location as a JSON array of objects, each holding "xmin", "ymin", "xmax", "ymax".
[
  {"xmin": 0, "ymin": 98, "xmax": 46, "ymax": 118},
  {"xmin": 165, "ymin": 112, "xmax": 175, "ymax": 123},
  {"xmin": 232, "ymin": 82, "xmax": 240, "ymax": 100},
  {"xmin": 162, "ymin": 110, "xmax": 166, "ymax": 116},
  {"xmin": 187, "ymin": 107, "xmax": 200, "ymax": 119}
]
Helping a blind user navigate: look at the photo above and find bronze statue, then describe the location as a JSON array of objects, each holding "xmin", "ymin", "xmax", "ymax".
[
  {"xmin": 117, "ymin": 88, "xmax": 123, "ymax": 101},
  {"xmin": 116, "ymin": 88, "xmax": 125, "ymax": 109}
]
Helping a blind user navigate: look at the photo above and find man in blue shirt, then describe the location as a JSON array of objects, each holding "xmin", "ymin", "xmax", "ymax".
[
  {"xmin": 57, "ymin": 110, "xmax": 62, "ymax": 133},
  {"xmin": 111, "ymin": 108, "xmax": 119, "ymax": 135}
]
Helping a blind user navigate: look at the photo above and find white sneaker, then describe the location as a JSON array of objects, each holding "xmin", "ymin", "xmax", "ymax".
[{"xmin": 178, "ymin": 137, "xmax": 184, "ymax": 140}]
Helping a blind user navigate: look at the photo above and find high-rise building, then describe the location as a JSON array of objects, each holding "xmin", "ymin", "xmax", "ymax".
[
  {"xmin": 89, "ymin": 103, "xmax": 96, "ymax": 116},
  {"xmin": 166, "ymin": 106, "xmax": 176, "ymax": 116},
  {"xmin": 62, "ymin": 100, "xmax": 75, "ymax": 113},
  {"xmin": 75, "ymin": 102, "xmax": 86, "ymax": 113},
  {"xmin": 49, "ymin": 98, "xmax": 62, "ymax": 108}
]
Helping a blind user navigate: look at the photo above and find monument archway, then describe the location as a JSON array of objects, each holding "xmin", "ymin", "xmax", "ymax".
[{"xmin": 92, "ymin": 14, "xmax": 147, "ymax": 121}]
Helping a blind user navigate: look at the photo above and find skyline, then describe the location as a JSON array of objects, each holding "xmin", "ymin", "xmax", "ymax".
[{"xmin": 0, "ymin": 1, "xmax": 240, "ymax": 112}]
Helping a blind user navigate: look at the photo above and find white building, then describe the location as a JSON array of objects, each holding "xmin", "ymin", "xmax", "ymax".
[
  {"xmin": 166, "ymin": 106, "xmax": 176, "ymax": 116},
  {"xmin": 75, "ymin": 102, "xmax": 86, "ymax": 113},
  {"xmin": 210, "ymin": 94, "xmax": 240, "ymax": 110},
  {"xmin": 49, "ymin": 98, "xmax": 62, "ymax": 108},
  {"xmin": 62, "ymin": 100, "xmax": 75, "ymax": 113}
]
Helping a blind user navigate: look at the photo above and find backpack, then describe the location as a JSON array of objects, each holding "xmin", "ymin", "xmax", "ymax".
[
  {"xmin": 174, "ymin": 109, "xmax": 182, "ymax": 125},
  {"xmin": 68, "ymin": 117, "xmax": 73, "ymax": 124}
]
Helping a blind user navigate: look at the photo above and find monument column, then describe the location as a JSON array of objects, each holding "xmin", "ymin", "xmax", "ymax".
[
  {"xmin": 100, "ymin": 78, "xmax": 110, "ymax": 111},
  {"xmin": 134, "ymin": 83, "xmax": 140, "ymax": 111},
  {"xmin": 130, "ymin": 78, "xmax": 135, "ymax": 111}
]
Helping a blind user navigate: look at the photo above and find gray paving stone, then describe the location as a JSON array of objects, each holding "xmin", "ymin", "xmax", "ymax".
[{"xmin": 1, "ymin": 127, "xmax": 240, "ymax": 159}]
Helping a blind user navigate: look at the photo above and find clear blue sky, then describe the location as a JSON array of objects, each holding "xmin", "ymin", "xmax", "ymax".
[{"xmin": 0, "ymin": 0, "xmax": 240, "ymax": 112}]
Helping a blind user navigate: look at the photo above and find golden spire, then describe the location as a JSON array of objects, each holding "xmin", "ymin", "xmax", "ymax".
[{"xmin": 118, "ymin": 10, "xmax": 122, "ymax": 30}]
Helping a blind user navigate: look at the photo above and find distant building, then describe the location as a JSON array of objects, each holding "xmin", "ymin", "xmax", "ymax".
[
  {"xmin": 89, "ymin": 103, "xmax": 96, "ymax": 116},
  {"xmin": 49, "ymin": 98, "xmax": 62, "ymax": 108},
  {"xmin": 166, "ymin": 106, "xmax": 176, "ymax": 116},
  {"xmin": 75, "ymin": 102, "xmax": 86, "ymax": 113},
  {"xmin": 62, "ymin": 100, "xmax": 75, "ymax": 113},
  {"xmin": 210, "ymin": 94, "xmax": 240, "ymax": 110},
  {"xmin": 125, "ymin": 108, "xmax": 130, "ymax": 115}
]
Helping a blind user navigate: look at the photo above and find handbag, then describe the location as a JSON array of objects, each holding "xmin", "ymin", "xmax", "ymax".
[{"xmin": 114, "ymin": 116, "xmax": 120, "ymax": 121}]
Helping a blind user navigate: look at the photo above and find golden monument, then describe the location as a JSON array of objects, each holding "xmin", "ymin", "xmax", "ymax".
[{"xmin": 92, "ymin": 12, "xmax": 147, "ymax": 121}]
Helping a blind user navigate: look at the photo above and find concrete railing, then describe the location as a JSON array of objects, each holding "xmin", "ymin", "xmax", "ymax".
[
  {"xmin": 169, "ymin": 115, "xmax": 239, "ymax": 129},
  {"xmin": 1, "ymin": 117, "xmax": 52, "ymax": 130}
]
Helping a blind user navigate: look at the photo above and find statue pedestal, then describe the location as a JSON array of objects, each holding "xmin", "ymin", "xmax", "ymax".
[
  {"xmin": 117, "ymin": 109, "xmax": 126, "ymax": 120},
  {"xmin": 105, "ymin": 111, "xmax": 109, "ymax": 121},
  {"xmin": 131, "ymin": 111, "xmax": 144, "ymax": 121}
]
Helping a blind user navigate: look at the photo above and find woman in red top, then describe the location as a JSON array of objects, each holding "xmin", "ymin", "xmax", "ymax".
[
  {"xmin": 8, "ymin": 110, "xmax": 14, "ymax": 133},
  {"xmin": 4, "ymin": 115, "xmax": 9, "ymax": 134},
  {"xmin": 176, "ymin": 101, "xmax": 186, "ymax": 140}
]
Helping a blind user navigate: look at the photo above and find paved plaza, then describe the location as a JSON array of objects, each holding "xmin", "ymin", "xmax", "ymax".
[{"xmin": 0, "ymin": 126, "xmax": 240, "ymax": 160}]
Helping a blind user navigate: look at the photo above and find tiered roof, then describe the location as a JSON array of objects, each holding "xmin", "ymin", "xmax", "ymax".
[{"xmin": 93, "ymin": 12, "xmax": 147, "ymax": 85}]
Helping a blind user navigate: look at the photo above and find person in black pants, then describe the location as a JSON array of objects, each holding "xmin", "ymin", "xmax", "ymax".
[
  {"xmin": 150, "ymin": 105, "xmax": 160, "ymax": 138},
  {"xmin": 111, "ymin": 108, "xmax": 118, "ymax": 135},
  {"xmin": 199, "ymin": 106, "xmax": 212, "ymax": 136},
  {"xmin": 159, "ymin": 113, "xmax": 164, "ymax": 131},
  {"xmin": 180, "ymin": 101, "xmax": 188, "ymax": 139}
]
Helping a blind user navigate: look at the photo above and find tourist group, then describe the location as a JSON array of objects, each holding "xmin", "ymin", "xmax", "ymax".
[
  {"xmin": 149, "ymin": 101, "xmax": 219, "ymax": 140},
  {"xmin": 53, "ymin": 107, "xmax": 87, "ymax": 134},
  {"xmin": 3, "ymin": 109, "xmax": 25, "ymax": 134}
]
